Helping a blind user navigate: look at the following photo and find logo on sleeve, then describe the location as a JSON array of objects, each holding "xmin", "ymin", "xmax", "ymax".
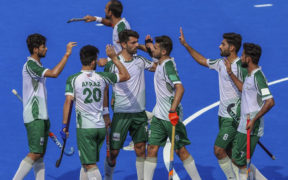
[
  {"xmin": 112, "ymin": 133, "xmax": 121, "ymax": 141},
  {"xmin": 40, "ymin": 137, "xmax": 44, "ymax": 146}
]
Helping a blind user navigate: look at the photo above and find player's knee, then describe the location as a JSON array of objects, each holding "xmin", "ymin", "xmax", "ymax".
[
  {"xmin": 134, "ymin": 142, "xmax": 146, "ymax": 156},
  {"xmin": 27, "ymin": 152, "xmax": 42, "ymax": 161},
  {"xmin": 147, "ymin": 145, "xmax": 158, "ymax": 157},
  {"xmin": 110, "ymin": 149, "xmax": 120, "ymax": 160},
  {"xmin": 214, "ymin": 146, "xmax": 226, "ymax": 159},
  {"xmin": 176, "ymin": 147, "xmax": 190, "ymax": 161}
]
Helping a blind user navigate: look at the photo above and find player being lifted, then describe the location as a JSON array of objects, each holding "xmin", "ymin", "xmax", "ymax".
[
  {"xmin": 104, "ymin": 29, "xmax": 157, "ymax": 180},
  {"xmin": 228, "ymin": 43, "xmax": 275, "ymax": 180},
  {"xmin": 13, "ymin": 34, "xmax": 76, "ymax": 180},
  {"xmin": 60, "ymin": 44, "xmax": 130, "ymax": 180},
  {"xmin": 143, "ymin": 35, "xmax": 201, "ymax": 180}
]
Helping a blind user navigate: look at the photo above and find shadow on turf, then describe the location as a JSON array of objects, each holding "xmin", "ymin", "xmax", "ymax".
[{"xmin": 261, "ymin": 166, "xmax": 288, "ymax": 180}]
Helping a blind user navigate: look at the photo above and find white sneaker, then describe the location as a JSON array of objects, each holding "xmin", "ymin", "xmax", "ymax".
[{"xmin": 123, "ymin": 141, "xmax": 134, "ymax": 151}]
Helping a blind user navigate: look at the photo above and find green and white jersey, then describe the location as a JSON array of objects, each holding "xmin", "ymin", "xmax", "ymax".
[
  {"xmin": 238, "ymin": 68, "xmax": 272, "ymax": 137},
  {"xmin": 153, "ymin": 58, "xmax": 183, "ymax": 121},
  {"xmin": 113, "ymin": 18, "xmax": 131, "ymax": 53},
  {"xmin": 22, "ymin": 57, "xmax": 49, "ymax": 123},
  {"xmin": 105, "ymin": 55, "xmax": 153, "ymax": 113},
  {"xmin": 65, "ymin": 70, "xmax": 119, "ymax": 129},
  {"xmin": 207, "ymin": 57, "xmax": 247, "ymax": 118}
]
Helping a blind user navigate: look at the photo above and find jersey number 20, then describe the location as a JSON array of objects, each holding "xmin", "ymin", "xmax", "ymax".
[{"xmin": 83, "ymin": 88, "xmax": 101, "ymax": 104}]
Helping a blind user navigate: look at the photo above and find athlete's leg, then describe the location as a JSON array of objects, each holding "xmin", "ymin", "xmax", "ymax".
[
  {"xmin": 144, "ymin": 145, "xmax": 159, "ymax": 180},
  {"xmin": 176, "ymin": 147, "xmax": 201, "ymax": 180},
  {"xmin": 134, "ymin": 142, "xmax": 146, "ymax": 180},
  {"xmin": 80, "ymin": 166, "xmax": 88, "ymax": 180},
  {"xmin": 83, "ymin": 164, "xmax": 102, "ymax": 180},
  {"xmin": 104, "ymin": 149, "xmax": 119, "ymax": 180}
]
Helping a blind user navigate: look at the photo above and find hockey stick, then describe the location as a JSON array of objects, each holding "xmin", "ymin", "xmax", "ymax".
[
  {"xmin": 56, "ymin": 98, "xmax": 73, "ymax": 167},
  {"xmin": 11, "ymin": 89, "xmax": 74, "ymax": 156},
  {"xmin": 49, "ymin": 132, "xmax": 74, "ymax": 156},
  {"xmin": 227, "ymin": 103, "xmax": 276, "ymax": 160},
  {"xmin": 246, "ymin": 115, "xmax": 252, "ymax": 180},
  {"xmin": 106, "ymin": 126, "xmax": 110, "ymax": 158},
  {"xmin": 168, "ymin": 125, "xmax": 176, "ymax": 180},
  {"xmin": 67, "ymin": 18, "xmax": 86, "ymax": 23}
]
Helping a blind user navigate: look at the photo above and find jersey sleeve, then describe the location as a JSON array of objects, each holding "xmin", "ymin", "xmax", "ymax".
[
  {"xmin": 65, "ymin": 72, "xmax": 81, "ymax": 97},
  {"xmin": 98, "ymin": 72, "xmax": 119, "ymax": 85},
  {"xmin": 104, "ymin": 60, "xmax": 115, "ymax": 73},
  {"xmin": 26, "ymin": 60, "xmax": 48, "ymax": 80},
  {"xmin": 164, "ymin": 60, "xmax": 181, "ymax": 85},
  {"xmin": 117, "ymin": 21, "xmax": 126, "ymax": 33},
  {"xmin": 254, "ymin": 71, "xmax": 272, "ymax": 101},
  {"xmin": 207, "ymin": 58, "xmax": 221, "ymax": 71},
  {"xmin": 138, "ymin": 56, "xmax": 153, "ymax": 70}
]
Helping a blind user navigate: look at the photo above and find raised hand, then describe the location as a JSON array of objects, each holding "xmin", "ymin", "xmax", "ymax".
[
  {"xmin": 66, "ymin": 42, "xmax": 77, "ymax": 56},
  {"xmin": 179, "ymin": 27, "xmax": 187, "ymax": 45},
  {"xmin": 106, "ymin": 44, "xmax": 117, "ymax": 59}
]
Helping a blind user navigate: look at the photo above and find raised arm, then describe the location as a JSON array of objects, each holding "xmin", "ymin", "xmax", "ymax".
[
  {"xmin": 179, "ymin": 27, "xmax": 208, "ymax": 67},
  {"xmin": 44, "ymin": 42, "xmax": 77, "ymax": 78},
  {"xmin": 106, "ymin": 45, "xmax": 130, "ymax": 82},
  {"xmin": 83, "ymin": 15, "xmax": 113, "ymax": 27}
]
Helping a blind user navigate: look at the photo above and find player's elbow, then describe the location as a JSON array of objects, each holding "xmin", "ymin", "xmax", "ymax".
[{"xmin": 119, "ymin": 73, "xmax": 130, "ymax": 82}]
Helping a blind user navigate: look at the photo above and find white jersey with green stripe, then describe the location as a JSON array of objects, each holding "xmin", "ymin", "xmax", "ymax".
[
  {"xmin": 65, "ymin": 70, "xmax": 119, "ymax": 128},
  {"xmin": 113, "ymin": 18, "xmax": 131, "ymax": 53},
  {"xmin": 105, "ymin": 55, "xmax": 153, "ymax": 113},
  {"xmin": 207, "ymin": 57, "xmax": 247, "ymax": 118},
  {"xmin": 22, "ymin": 57, "xmax": 49, "ymax": 123},
  {"xmin": 238, "ymin": 68, "xmax": 272, "ymax": 137},
  {"xmin": 153, "ymin": 58, "xmax": 183, "ymax": 121}
]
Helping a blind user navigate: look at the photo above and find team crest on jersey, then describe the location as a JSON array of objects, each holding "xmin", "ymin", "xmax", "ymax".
[
  {"xmin": 112, "ymin": 133, "xmax": 120, "ymax": 141},
  {"xmin": 40, "ymin": 137, "xmax": 44, "ymax": 146},
  {"xmin": 175, "ymin": 135, "xmax": 180, "ymax": 142}
]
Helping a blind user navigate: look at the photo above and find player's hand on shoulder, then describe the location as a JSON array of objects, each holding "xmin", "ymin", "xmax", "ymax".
[
  {"xmin": 224, "ymin": 58, "xmax": 232, "ymax": 75},
  {"xmin": 66, "ymin": 42, "xmax": 77, "ymax": 56},
  {"xmin": 106, "ymin": 44, "xmax": 117, "ymax": 60},
  {"xmin": 179, "ymin": 27, "xmax": 187, "ymax": 45},
  {"xmin": 84, "ymin": 15, "xmax": 96, "ymax": 22}
]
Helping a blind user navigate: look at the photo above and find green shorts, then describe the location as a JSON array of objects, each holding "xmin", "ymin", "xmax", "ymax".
[
  {"xmin": 77, "ymin": 128, "xmax": 106, "ymax": 164},
  {"xmin": 24, "ymin": 119, "xmax": 50, "ymax": 154},
  {"xmin": 214, "ymin": 116, "xmax": 237, "ymax": 149},
  {"xmin": 148, "ymin": 116, "xmax": 190, "ymax": 150},
  {"xmin": 110, "ymin": 111, "xmax": 148, "ymax": 150},
  {"xmin": 232, "ymin": 132, "xmax": 260, "ymax": 166}
]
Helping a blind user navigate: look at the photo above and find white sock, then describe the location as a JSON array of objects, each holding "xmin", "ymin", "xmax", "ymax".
[
  {"xmin": 13, "ymin": 156, "xmax": 34, "ymax": 180},
  {"xmin": 251, "ymin": 164, "xmax": 267, "ymax": 180},
  {"xmin": 33, "ymin": 158, "xmax": 45, "ymax": 180},
  {"xmin": 218, "ymin": 156, "xmax": 236, "ymax": 180},
  {"xmin": 136, "ymin": 157, "xmax": 145, "ymax": 180},
  {"xmin": 231, "ymin": 162, "xmax": 239, "ymax": 180},
  {"xmin": 183, "ymin": 155, "xmax": 201, "ymax": 180},
  {"xmin": 143, "ymin": 157, "xmax": 157, "ymax": 180},
  {"xmin": 80, "ymin": 166, "xmax": 88, "ymax": 180},
  {"xmin": 239, "ymin": 169, "xmax": 247, "ymax": 180},
  {"xmin": 104, "ymin": 158, "xmax": 115, "ymax": 180},
  {"xmin": 87, "ymin": 167, "xmax": 102, "ymax": 180}
]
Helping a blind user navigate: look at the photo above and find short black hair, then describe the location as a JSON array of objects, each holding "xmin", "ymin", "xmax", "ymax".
[
  {"xmin": 243, "ymin": 43, "xmax": 262, "ymax": 65},
  {"xmin": 26, "ymin": 33, "xmax": 46, "ymax": 54},
  {"xmin": 118, "ymin": 29, "xmax": 139, "ymax": 43},
  {"xmin": 109, "ymin": 0, "xmax": 123, "ymax": 18},
  {"xmin": 223, "ymin": 33, "xmax": 242, "ymax": 53},
  {"xmin": 80, "ymin": 45, "xmax": 99, "ymax": 66},
  {"xmin": 155, "ymin": 35, "xmax": 173, "ymax": 56}
]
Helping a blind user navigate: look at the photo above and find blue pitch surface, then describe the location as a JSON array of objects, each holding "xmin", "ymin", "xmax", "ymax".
[{"xmin": 0, "ymin": 0, "xmax": 287, "ymax": 179}]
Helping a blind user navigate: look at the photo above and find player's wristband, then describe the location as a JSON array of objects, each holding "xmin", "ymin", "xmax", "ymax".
[
  {"xmin": 94, "ymin": 16, "xmax": 103, "ymax": 23},
  {"xmin": 103, "ymin": 107, "xmax": 110, "ymax": 115},
  {"xmin": 145, "ymin": 39, "xmax": 153, "ymax": 45}
]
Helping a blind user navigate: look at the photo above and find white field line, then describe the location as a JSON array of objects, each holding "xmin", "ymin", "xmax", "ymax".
[
  {"xmin": 163, "ymin": 77, "xmax": 288, "ymax": 179},
  {"xmin": 254, "ymin": 4, "xmax": 273, "ymax": 8}
]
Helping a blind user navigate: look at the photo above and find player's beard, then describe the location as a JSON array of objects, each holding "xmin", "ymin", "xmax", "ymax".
[
  {"xmin": 220, "ymin": 49, "xmax": 230, "ymax": 57},
  {"xmin": 127, "ymin": 47, "xmax": 137, "ymax": 55},
  {"xmin": 241, "ymin": 62, "xmax": 248, "ymax": 68},
  {"xmin": 38, "ymin": 51, "xmax": 46, "ymax": 58}
]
